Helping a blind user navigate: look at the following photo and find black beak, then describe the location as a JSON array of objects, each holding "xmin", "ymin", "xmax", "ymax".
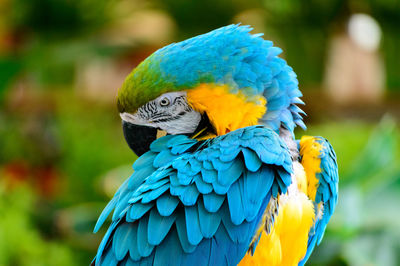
[{"xmin": 122, "ymin": 121, "xmax": 158, "ymax": 156}]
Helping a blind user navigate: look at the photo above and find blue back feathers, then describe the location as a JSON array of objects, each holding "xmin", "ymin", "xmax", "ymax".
[{"xmin": 94, "ymin": 126, "xmax": 293, "ymax": 266}]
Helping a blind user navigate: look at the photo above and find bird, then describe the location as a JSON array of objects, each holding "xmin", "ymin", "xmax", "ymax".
[{"xmin": 93, "ymin": 24, "xmax": 339, "ymax": 266}]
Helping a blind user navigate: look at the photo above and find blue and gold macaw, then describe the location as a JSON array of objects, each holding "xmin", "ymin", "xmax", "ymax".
[{"xmin": 93, "ymin": 25, "xmax": 339, "ymax": 266}]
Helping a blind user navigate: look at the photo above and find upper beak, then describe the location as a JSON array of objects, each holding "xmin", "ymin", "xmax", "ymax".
[{"xmin": 122, "ymin": 120, "xmax": 158, "ymax": 157}]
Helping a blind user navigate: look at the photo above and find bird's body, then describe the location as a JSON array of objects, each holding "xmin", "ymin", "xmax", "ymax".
[{"xmin": 94, "ymin": 25, "xmax": 338, "ymax": 266}]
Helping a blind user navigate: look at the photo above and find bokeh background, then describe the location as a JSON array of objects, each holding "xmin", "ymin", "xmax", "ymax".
[{"xmin": 1, "ymin": 0, "xmax": 399, "ymax": 265}]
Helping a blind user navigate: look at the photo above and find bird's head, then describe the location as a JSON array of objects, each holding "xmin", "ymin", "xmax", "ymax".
[{"xmin": 117, "ymin": 25, "xmax": 305, "ymax": 156}]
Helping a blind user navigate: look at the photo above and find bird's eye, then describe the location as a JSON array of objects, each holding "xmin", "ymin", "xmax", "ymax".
[{"xmin": 159, "ymin": 97, "xmax": 171, "ymax": 107}]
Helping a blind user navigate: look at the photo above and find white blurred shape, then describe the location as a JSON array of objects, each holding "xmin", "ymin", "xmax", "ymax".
[
  {"xmin": 324, "ymin": 13, "xmax": 385, "ymax": 104},
  {"xmin": 348, "ymin": 13, "xmax": 382, "ymax": 52}
]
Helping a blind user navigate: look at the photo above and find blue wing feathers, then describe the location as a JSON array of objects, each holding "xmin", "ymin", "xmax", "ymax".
[
  {"xmin": 244, "ymin": 167, "xmax": 274, "ymax": 220},
  {"xmin": 227, "ymin": 180, "xmax": 246, "ymax": 225},
  {"xmin": 94, "ymin": 125, "xmax": 293, "ymax": 265},
  {"xmin": 203, "ymin": 193, "xmax": 225, "ymax": 213},
  {"xmin": 217, "ymin": 158, "xmax": 244, "ymax": 186},
  {"xmin": 176, "ymin": 214, "xmax": 197, "ymax": 253},
  {"xmin": 127, "ymin": 203, "xmax": 153, "ymax": 221},
  {"xmin": 113, "ymin": 222, "xmax": 134, "ymax": 260},
  {"xmin": 242, "ymin": 149, "xmax": 262, "ymax": 172},
  {"xmin": 148, "ymin": 208, "xmax": 176, "ymax": 246},
  {"xmin": 184, "ymin": 206, "xmax": 203, "ymax": 245},
  {"xmin": 197, "ymin": 199, "xmax": 221, "ymax": 238},
  {"xmin": 179, "ymin": 185, "xmax": 200, "ymax": 206},
  {"xmin": 153, "ymin": 229, "xmax": 183, "ymax": 266},
  {"xmin": 299, "ymin": 137, "xmax": 339, "ymax": 266},
  {"xmin": 194, "ymin": 174, "xmax": 213, "ymax": 194},
  {"xmin": 137, "ymin": 215, "xmax": 154, "ymax": 257},
  {"xmin": 201, "ymin": 168, "xmax": 217, "ymax": 183},
  {"xmin": 94, "ymin": 196, "xmax": 117, "ymax": 233},
  {"xmin": 156, "ymin": 194, "xmax": 179, "ymax": 216},
  {"xmin": 127, "ymin": 224, "xmax": 140, "ymax": 261}
]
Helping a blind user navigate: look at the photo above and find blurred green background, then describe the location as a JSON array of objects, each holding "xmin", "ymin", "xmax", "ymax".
[{"xmin": 1, "ymin": 0, "xmax": 399, "ymax": 265}]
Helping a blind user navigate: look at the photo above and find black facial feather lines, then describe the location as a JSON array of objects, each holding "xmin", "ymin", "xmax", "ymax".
[
  {"xmin": 137, "ymin": 95, "xmax": 193, "ymax": 123},
  {"xmin": 174, "ymin": 96, "xmax": 192, "ymax": 112},
  {"xmin": 138, "ymin": 101, "xmax": 157, "ymax": 120}
]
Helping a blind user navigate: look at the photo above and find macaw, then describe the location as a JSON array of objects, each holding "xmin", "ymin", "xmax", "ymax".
[{"xmin": 93, "ymin": 25, "xmax": 339, "ymax": 266}]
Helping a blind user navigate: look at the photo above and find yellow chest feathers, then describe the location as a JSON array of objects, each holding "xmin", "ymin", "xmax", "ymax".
[{"xmin": 239, "ymin": 162, "xmax": 315, "ymax": 266}]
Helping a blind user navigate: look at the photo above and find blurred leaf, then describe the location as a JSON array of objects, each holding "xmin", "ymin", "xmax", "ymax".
[
  {"xmin": 0, "ymin": 183, "xmax": 77, "ymax": 266},
  {"xmin": 0, "ymin": 57, "xmax": 21, "ymax": 103}
]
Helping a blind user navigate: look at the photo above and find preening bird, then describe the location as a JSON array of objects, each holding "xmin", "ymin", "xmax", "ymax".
[{"xmin": 93, "ymin": 25, "xmax": 339, "ymax": 266}]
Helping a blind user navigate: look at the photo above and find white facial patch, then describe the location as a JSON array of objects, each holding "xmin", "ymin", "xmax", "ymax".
[{"xmin": 120, "ymin": 91, "xmax": 202, "ymax": 135}]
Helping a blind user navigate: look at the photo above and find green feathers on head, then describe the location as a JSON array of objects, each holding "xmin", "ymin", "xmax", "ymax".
[{"xmin": 117, "ymin": 55, "xmax": 176, "ymax": 113}]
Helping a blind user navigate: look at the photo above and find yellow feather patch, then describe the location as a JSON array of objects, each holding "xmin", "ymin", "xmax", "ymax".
[
  {"xmin": 239, "ymin": 163, "xmax": 315, "ymax": 266},
  {"xmin": 299, "ymin": 136, "xmax": 323, "ymax": 201},
  {"xmin": 187, "ymin": 84, "xmax": 266, "ymax": 136}
]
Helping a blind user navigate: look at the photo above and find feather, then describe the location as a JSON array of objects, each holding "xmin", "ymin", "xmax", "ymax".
[
  {"xmin": 166, "ymin": 134, "xmax": 193, "ymax": 147},
  {"xmin": 217, "ymin": 159, "xmax": 244, "ymax": 187},
  {"xmin": 153, "ymin": 150, "xmax": 176, "ymax": 168},
  {"xmin": 201, "ymin": 168, "xmax": 217, "ymax": 183},
  {"xmin": 243, "ymin": 167, "xmax": 274, "ymax": 220},
  {"xmin": 137, "ymin": 215, "xmax": 154, "ymax": 257},
  {"xmin": 141, "ymin": 184, "xmax": 170, "ymax": 204},
  {"xmin": 219, "ymin": 148, "xmax": 240, "ymax": 162},
  {"xmin": 133, "ymin": 152, "xmax": 157, "ymax": 169},
  {"xmin": 184, "ymin": 205, "xmax": 203, "ymax": 245},
  {"xmin": 94, "ymin": 196, "xmax": 117, "ymax": 233},
  {"xmin": 176, "ymin": 213, "xmax": 197, "ymax": 253},
  {"xmin": 127, "ymin": 224, "xmax": 141, "ymax": 261},
  {"xmin": 211, "ymin": 158, "xmax": 234, "ymax": 171},
  {"xmin": 177, "ymin": 169, "xmax": 194, "ymax": 185},
  {"xmin": 136, "ymin": 178, "xmax": 169, "ymax": 194},
  {"xmin": 203, "ymin": 193, "xmax": 225, "ymax": 213},
  {"xmin": 123, "ymin": 257, "xmax": 140, "ymax": 266},
  {"xmin": 96, "ymin": 221, "xmax": 118, "ymax": 265},
  {"xmin": 227, "ymin": 180, "xmax": 245, "ymax": 225},
  {"xmin": 197, "ymin": 200, "xmax": 221, "ymax": 238},
  {"xmin": 194, "ymin": 174, "xmax": 213, "ymax": 194},
  {"xmin": 189, "ymin": 158, "xmax": 202, "ymax": 173},
  {"xmin": 113, "ymin": 192, "xmax": 132, "ymax": 220},
  {"xmin": 220, "ymin": 202, "xmax": 251, "ymax": 243},
  {"xmin": 242, "ymin": 148, "xmax": 262, "ymax": 172},
  {"xmin": 128, "ymin": 203, "xmax": 153, "ymax": 221},
  {"xmin": 113, "ymin": 223, "xmax": 135, "ymax": 260},
  {"xmin": 153, "ymin": 229, "xmax": 183, "ymax": 266},
  {"xmin": 156, "ymin": 194, "xmax": 179, "ymax": 217},
  {"xmin": 149, "ymin": 135, "xmax": 175, "ymax": 152},
  {"xmin": 148, "ymin": 208, "xmax": 176, "ymax": 245},
  {"xmin": 171, "ymin": 142, "xmax": 197, "ymax": 155},
  {"xmin": 128, "ymin": 167, "xmax": 156, "ymax": 190},
  {"xmin": 145, "ymin": 168, "xmax": 173, "ymax": 184},
  {"xmin": 101, "ymin": 248, "xmax": 118, "ymax": 266},
  {"xmin": 180, "ymin": 235, "xmax": 212, "ymax": 266},
  {"xmin": 202, "ymin": 160, "xmax": 214, "ymax": 170},
  {"xmin": 179, "ymin": 185, "xmax": 200, "ymax": 206}
]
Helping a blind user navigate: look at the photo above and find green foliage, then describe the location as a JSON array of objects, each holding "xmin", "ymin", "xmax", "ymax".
[
  {"xmin": 0, "ymin": 57, "xmax": 21, "ymax": 103},
  {"xmin": 9, "ymin": 0, "xmax": 112, "ymax": 37},
  {"xmin": 158, "ymin": 0, "xmax": 262, "ymax": 37},
  {"xmin": 0, "ymin": 184, "xmax": 77, "ymax": 266},
  {"xmin": 54, "ymin": 93, "xmax": 136, "ymax": 203}
]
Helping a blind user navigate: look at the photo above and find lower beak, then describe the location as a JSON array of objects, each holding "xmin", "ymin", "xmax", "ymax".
[{"xmin": 122, "ymin": 121, "xmax": 158, "ymax": 156}]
